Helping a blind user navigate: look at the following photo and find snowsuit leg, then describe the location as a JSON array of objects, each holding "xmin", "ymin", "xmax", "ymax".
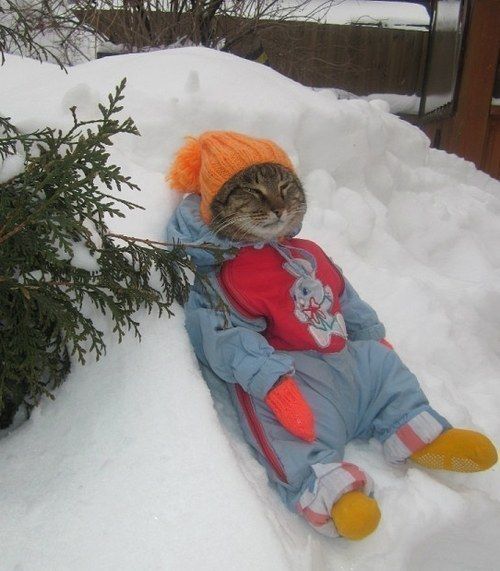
[
  {"xmin": 233, "ymin": 350, "xmax": 376, "ymax": 538},
  {"xmin": 342, "ymin": 340, "xmax": 452, "ymax": 462},
  {"xmin": 233, "ymin": 342, "xmax": 450, "ymax": 537}
]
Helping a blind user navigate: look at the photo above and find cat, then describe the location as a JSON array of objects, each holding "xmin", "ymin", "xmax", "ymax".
[
  {"xmin": 167, "ymin": 132, "xmax": 497, "ymax": 540},
  {"xmin": 209, "ymin": 163, "xmax": 307, "ymax": 243}
]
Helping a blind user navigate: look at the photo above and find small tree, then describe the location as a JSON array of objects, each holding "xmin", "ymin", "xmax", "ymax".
[
  {"xmin": 0, "ymin": 0, "xmax": 105, "ymax": 65},
  {"xmin": 0, "ymin": 79, "xmax": 194, "ymax": 428}
]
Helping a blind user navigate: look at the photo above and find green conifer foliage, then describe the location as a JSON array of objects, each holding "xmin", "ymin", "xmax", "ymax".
[{"xmin": 0, "ymin": 79, "xmax": 193, "ymax": 428}]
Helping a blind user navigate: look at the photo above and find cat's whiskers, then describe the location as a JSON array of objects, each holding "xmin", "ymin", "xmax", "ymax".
[
  {"xmin": 211, "ymin": 213, "xmax": 254, "ymax": 238},
  {"xmin": 208, "ymin": 209, "xmax": 231, "ymax": 230},
  {"xmin": 233, "ymin": 225, "xmax": 255, "ymax": 242},
  {"xmin": 212, "ymin": 212, "xmax": 250, "ymax": 231},
  {"xmin": 232, "ymin": 216, "xmax": 263, "ymax": 240},
  {"xmin": 232, "ymin": 214, "xmax": 271, "ymax": 242},
  {"xmin": 211, "ymin": 211, "xmax": 246, "ymax": 230}
]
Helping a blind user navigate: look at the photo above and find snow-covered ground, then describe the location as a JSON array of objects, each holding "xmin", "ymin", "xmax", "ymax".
[{"xmin": 1, "ymin": 48, "xmax": 499, "ymax": 571}]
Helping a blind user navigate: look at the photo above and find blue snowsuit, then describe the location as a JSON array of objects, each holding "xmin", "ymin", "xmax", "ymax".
[{"xmin": 166, "ymin": 195, "xmax": 450, "ymax": 537}]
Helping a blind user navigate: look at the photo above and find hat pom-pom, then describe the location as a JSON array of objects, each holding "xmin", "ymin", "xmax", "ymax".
[{"xmin": 168, "ymin": 137, "xmax": 202, "ymax": 194}]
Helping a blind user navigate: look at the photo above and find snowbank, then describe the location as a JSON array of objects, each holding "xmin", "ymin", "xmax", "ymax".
[{"xmin": 1, "ymin": 48, "xmax": 499, "ymax": 571}]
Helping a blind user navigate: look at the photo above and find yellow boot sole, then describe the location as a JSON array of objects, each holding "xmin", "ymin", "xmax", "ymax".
[
  {"xmin": 331, "ymin": 491, "xmax": 381, "ymax": 540},
  {"xmin": 411, "ymin": 428, "xmax": 498, "ymax": 472}
]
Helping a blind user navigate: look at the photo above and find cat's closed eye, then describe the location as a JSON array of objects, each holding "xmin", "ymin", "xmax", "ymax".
[{"xmin": 244, "ymin": 187, "xmax": 265, "ymax": 199}]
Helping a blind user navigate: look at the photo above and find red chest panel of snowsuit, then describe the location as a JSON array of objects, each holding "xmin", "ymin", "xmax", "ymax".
[{"xmin": 220, "ymin": 238, "xmax": 347, "ymax": 353}]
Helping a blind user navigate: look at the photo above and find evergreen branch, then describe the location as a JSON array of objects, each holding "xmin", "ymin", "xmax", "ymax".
[
  {"xmin": 0, "ymin": 79, "xmax": 141, "ymax": 246},
  {"xmin": 0, "ymin": 80, "xmax": 193, "ymax": 428}
]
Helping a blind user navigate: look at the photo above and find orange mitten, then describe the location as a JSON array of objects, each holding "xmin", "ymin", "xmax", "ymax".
[{"xmin": 265, "ymin": 376, "xmax": 316, "ymax": 442}]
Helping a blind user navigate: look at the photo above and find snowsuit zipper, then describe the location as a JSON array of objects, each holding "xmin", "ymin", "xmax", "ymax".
[
  {"xmin": 217, "ymin": 272, "xmax": 289, "ymax": 483},
  {"xmin": 235, "ymin": 384, "xmax": 288, "ymax": 484}
]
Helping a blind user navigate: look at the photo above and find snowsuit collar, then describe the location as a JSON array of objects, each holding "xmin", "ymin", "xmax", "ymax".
[
  {"xmin": 165, "ymin": 194, "xmax": 302, "ymax": 273},
  {"xmin": 165, "ymin": 194, "xmax": 237, "ymax": 273}
]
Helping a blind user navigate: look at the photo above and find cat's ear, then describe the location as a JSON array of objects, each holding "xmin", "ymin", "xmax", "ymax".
[{"xmin": 167, "ymin": 137, "xmax": 202, "ymax": 194}]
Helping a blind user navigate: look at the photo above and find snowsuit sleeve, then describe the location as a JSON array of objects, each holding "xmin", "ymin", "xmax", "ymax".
[
  {"xmin": 184, "ymin": 280, "xmax": 295, "ymax": 400},
  {"xmin": 339, "ymin": 277, "xmax": 386, "ymax": 342}
]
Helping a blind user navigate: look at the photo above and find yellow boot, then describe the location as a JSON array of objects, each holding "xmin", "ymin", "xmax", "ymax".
[
  {"xmin": 331, "ymin": 491, "xmax": 381, "ymax": 540},
  {"xmin": 411, "ymin": 428, "xmax": 498, "ymax": 472}
]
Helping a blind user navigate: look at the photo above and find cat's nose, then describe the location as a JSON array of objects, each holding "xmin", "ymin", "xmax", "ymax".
[{"xmin": 273, "ymin": 209, "xmax": 284, "ymax": 219}]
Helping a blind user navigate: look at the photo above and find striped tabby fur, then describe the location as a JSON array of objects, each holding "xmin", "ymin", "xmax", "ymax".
[{"xmin": 210, "ymin": 163, "xmax": 306, "ymax": 243}]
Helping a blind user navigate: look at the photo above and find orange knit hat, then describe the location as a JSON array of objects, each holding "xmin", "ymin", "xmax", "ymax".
[{"xmin": 168, "ymin": 131, "xmax": 295, "ymax": 222}]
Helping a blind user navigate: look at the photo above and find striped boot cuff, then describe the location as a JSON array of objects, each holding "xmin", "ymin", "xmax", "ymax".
[
  {"xmin": 384, "ymin": 411, "xmax": 446, "ymax": 464},
  {"xmin": 296, "ymin": 462, "xmax": 374, "ymax": 538}
]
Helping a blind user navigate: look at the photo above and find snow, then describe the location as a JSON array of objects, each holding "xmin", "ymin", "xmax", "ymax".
[
  {"xmin": 365, "ymin": 93, "xmax": 421, "ymax": 115},
  {"xmin": 1, "ymin": 47, "xmax": 500, "ymax": 570},
  {"xmin": 282, "ymin": 0, "xmax": 430, "ymax": 29},
  {"xmin": 322, "ymin": 90, "xmax": 422, "ymax": 115}
]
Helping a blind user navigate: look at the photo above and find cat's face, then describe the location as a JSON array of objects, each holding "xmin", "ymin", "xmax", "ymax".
[{"xmin": 209, "ymin": 163, "xmax": 306, "ymax": 243}]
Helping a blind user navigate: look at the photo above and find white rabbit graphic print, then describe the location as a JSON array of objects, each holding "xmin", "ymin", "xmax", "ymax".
[{"xmin": 284, "ymin": 257, "xmax": 347, "ymax": 348}]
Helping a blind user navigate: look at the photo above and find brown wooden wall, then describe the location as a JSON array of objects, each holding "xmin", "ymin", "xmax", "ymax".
[
  {"xmin": 233, "ymin": 20, "xmax": 428, "ymax": 95},
  {"xmin": 420, "ymin": 0, "xmax": 500, "ymax": 180},
  {"xmin": 84, "ymin": 9, "xmax": 428, "ymax": 95},
  {"xmin": 483, "ymin": 107, "xmax": 500, "ymax": 179}
]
